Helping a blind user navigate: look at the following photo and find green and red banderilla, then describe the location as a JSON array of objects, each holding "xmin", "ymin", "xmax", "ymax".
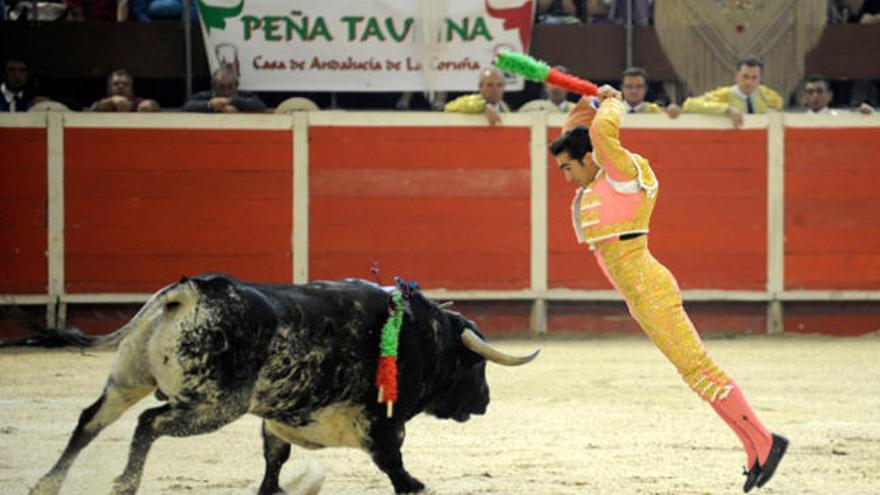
[
  {"xmin": 495, "ymin": 51, "xmax": 599, "ymax": 97},
  {"xmin": 376, "ymin": 290, "xmax": 404, "ymax": 418}
]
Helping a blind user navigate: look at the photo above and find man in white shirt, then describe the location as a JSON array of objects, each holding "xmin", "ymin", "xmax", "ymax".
[
  {"xmin": 802, "ymin": 74, "xmax": 874, "ymax": 115},
  {"xmin": 620, "ymin": 67, "xmax": 680, "ymax": 118}
]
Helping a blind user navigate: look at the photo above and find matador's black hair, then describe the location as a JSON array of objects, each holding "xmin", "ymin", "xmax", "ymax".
[{"xmin": 549, "ymin": 126, "xmax": 592, "ymax": 162}]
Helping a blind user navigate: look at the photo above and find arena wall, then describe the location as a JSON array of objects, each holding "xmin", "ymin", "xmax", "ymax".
[{"xmin": 1, "ymin": 112, "xmax": 878, "ymax": 337}]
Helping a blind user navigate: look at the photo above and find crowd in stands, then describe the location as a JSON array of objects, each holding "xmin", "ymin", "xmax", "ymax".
[{"xmin": 2, "ymin": 53, "xmax": 876, "ymax": 121}]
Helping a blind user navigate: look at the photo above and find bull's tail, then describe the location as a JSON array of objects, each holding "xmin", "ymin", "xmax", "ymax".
[{"xmin": 2, "ymin": 280, "xmax": 193, "ymax": 349}]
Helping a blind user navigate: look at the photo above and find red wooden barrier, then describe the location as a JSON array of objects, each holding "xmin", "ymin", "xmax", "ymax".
[
  {"xmin": 63, "ymin": 128, "xmax": 293, "ymax": 292},
  {"xmin": 785, "ymin": 128, "xmax": 880, "ymax": 290},
  {"xmin": 309, "ymin": 126, "xmax": 532, "ymax": 289},
  {"xmin": 0, "ymin": 128, "xmax": 47, "ymax": 293},
  {"xmin": 1, "ymin": 120, "xmax": 878, "ymax": 338}
]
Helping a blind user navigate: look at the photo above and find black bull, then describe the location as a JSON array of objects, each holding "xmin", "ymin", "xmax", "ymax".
[{"xmin": 29, "ymin": 274, "xmax": 539, "ymax": 495}]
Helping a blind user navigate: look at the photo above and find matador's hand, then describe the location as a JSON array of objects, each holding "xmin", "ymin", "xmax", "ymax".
[{"xmin": 596, "ymin": 84, "xmax": 622, "ymax": 103}]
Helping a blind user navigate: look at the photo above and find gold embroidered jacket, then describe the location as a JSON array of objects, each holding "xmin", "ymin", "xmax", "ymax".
[
  {"xmin": 683, "ymin": 84, "xmax": 783, "ymax": 115},
  {"xmin": 572, "ymin": 98, "xmax": 659, "ymax": 247}
]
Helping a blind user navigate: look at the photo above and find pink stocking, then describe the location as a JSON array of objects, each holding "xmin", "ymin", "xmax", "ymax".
[{"xmin": 710, "ymin": 381, "xmax": 773, "ymax": 465}]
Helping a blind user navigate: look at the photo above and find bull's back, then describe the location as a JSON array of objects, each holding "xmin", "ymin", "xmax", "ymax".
[{"xmin": 247, "ymin": 280, "xmax": 389, "ymax": 425}]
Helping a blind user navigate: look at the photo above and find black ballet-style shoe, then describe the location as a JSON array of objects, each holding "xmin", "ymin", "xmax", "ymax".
[
  {"xmin": 756, "ymin": 433, "xmax": 789, "ymax": 488},
  {"xmin": 742, "ymin": 461, "xmax": 762, "ymax": 493}
]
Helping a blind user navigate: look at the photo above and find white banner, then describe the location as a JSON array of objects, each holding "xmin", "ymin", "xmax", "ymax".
[{"xmin": 197, "ymin": 0, "xmax": 535, "ymax": 92}]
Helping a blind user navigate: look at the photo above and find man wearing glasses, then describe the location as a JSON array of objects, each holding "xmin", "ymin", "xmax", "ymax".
[
  {"xmin": 802, "ymin": 74, "xmax": 874, "ymax": 115},
  {"xmin": 620, "ymin": 67, "xmax": 681, "ymax": 118}
]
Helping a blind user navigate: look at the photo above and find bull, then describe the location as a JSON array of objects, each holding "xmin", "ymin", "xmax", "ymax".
[{"xmin": 29, "ymin": 274, "xmax": 539, "ymax": 494}]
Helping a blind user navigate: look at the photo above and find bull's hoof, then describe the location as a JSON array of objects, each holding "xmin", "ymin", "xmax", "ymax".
[
  {"xmin": 399, "ymin": 489, "xmax": 435, "ymax": 495},
  {"xmin": 110, "ymin": 477, "xmax": 139, "ymax": 495},
  {"xmin": 394, "ymin": 479, "xmax": 426, "ymax": 494},
  {"xmin": 29, "ymin": 477, "xmax": 62, "ymax": 495}
]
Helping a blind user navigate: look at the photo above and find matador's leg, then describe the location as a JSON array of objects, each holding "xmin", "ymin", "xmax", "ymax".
[{"xmin": 594, "ymin": 237, "xmax": 775, "ymax": 473}]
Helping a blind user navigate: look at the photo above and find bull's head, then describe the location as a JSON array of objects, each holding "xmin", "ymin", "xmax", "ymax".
[{"xmin": 419, "ymin": 300, "xmax": 539, "ymax": 423}]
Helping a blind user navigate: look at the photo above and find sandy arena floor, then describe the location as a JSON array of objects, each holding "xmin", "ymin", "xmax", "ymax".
[{"xmin": 1, "ymin": 334, "xmax": 879, "ymax": 495}]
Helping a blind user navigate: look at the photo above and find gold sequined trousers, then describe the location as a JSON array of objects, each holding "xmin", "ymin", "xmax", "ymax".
[{"xmin": 594, "ymin": 236, "xmax": 731, "ymax": 402}]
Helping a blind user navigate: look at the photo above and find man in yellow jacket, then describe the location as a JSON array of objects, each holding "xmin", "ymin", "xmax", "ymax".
[
  {"xmin": 444, "ymin": 68, "xmax": 511, "ymax": 126},
  {"xmin": 683, "ymin": 57, "xmax": 783, "ymax": 128}
]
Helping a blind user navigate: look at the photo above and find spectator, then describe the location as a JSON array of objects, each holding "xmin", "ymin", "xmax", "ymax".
[
  {"xmin": 65, "ymin": 0, "xmax": 124, "ymax": 21},
  {"xmin": 91, "ymin": 69, "xmax": 160, "ymax": 112},
  {"xmin": 802, "ymin": 74, "xmax": 874, "ymax": 114},
  {"xmin": 828, "ymin": 0, "xmax": 880, "ymax": 23},
  {"xmin": 395, "ymin": 91, "xmax": 448, "ymax": 111},
  {"xmin": 519, "ymin": 65, "xmax": 575, "ymax": 113},
  {"xmin": 536, "ymin": 0, "xmax": 585, "ymax": 24},
  {"xmin": 1, "ymin": 57, "xmax": 36, "ymax": 113},
  {"xmin": 683, "ymin": 57, "xmax": 783, "ymax": 128},
  {"xmin": 609, "ymin": 0, "xmax": 653, "ymax": 25},
  {"xmin": 585, "ymin": 0, "xmax": 612, "ymax": 23},
  {"xmin": 620, "ymin": 67, "xmax": 680, "ymax": 118},
  {"xmin": 5, "ymin": 0, "xmax": 66, "ymax": 20},
  {"xmin": 183, "ymin": 68, "xmax": 267, "ymax": 113},
  {"xmin": 444, "ymin": 68, "xmax": 510, "ymax": 126},
  {"xmin": 129, "ymin": 0, "xmax": 197, "ymax": 22}
]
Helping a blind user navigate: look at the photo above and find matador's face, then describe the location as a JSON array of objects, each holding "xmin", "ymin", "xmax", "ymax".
[{"xmin": 555, "ymin": 151, "xmax": 598, "ymax": 187}]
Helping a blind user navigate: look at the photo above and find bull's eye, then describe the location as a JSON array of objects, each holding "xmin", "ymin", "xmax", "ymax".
[{"xmin": 164, "ymin": 301, "xmax": 181, "ymax": 311}]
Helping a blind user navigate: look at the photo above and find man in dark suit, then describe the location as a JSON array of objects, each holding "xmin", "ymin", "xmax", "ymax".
[{"xmin": 0, "ymin": 57, "xmax": 35, "ymax": 112}]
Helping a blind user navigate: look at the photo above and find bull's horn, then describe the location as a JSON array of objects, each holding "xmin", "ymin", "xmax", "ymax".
[{"xmin": 460, "ymin": 328, "xmax": 539, "ymax": 366}]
